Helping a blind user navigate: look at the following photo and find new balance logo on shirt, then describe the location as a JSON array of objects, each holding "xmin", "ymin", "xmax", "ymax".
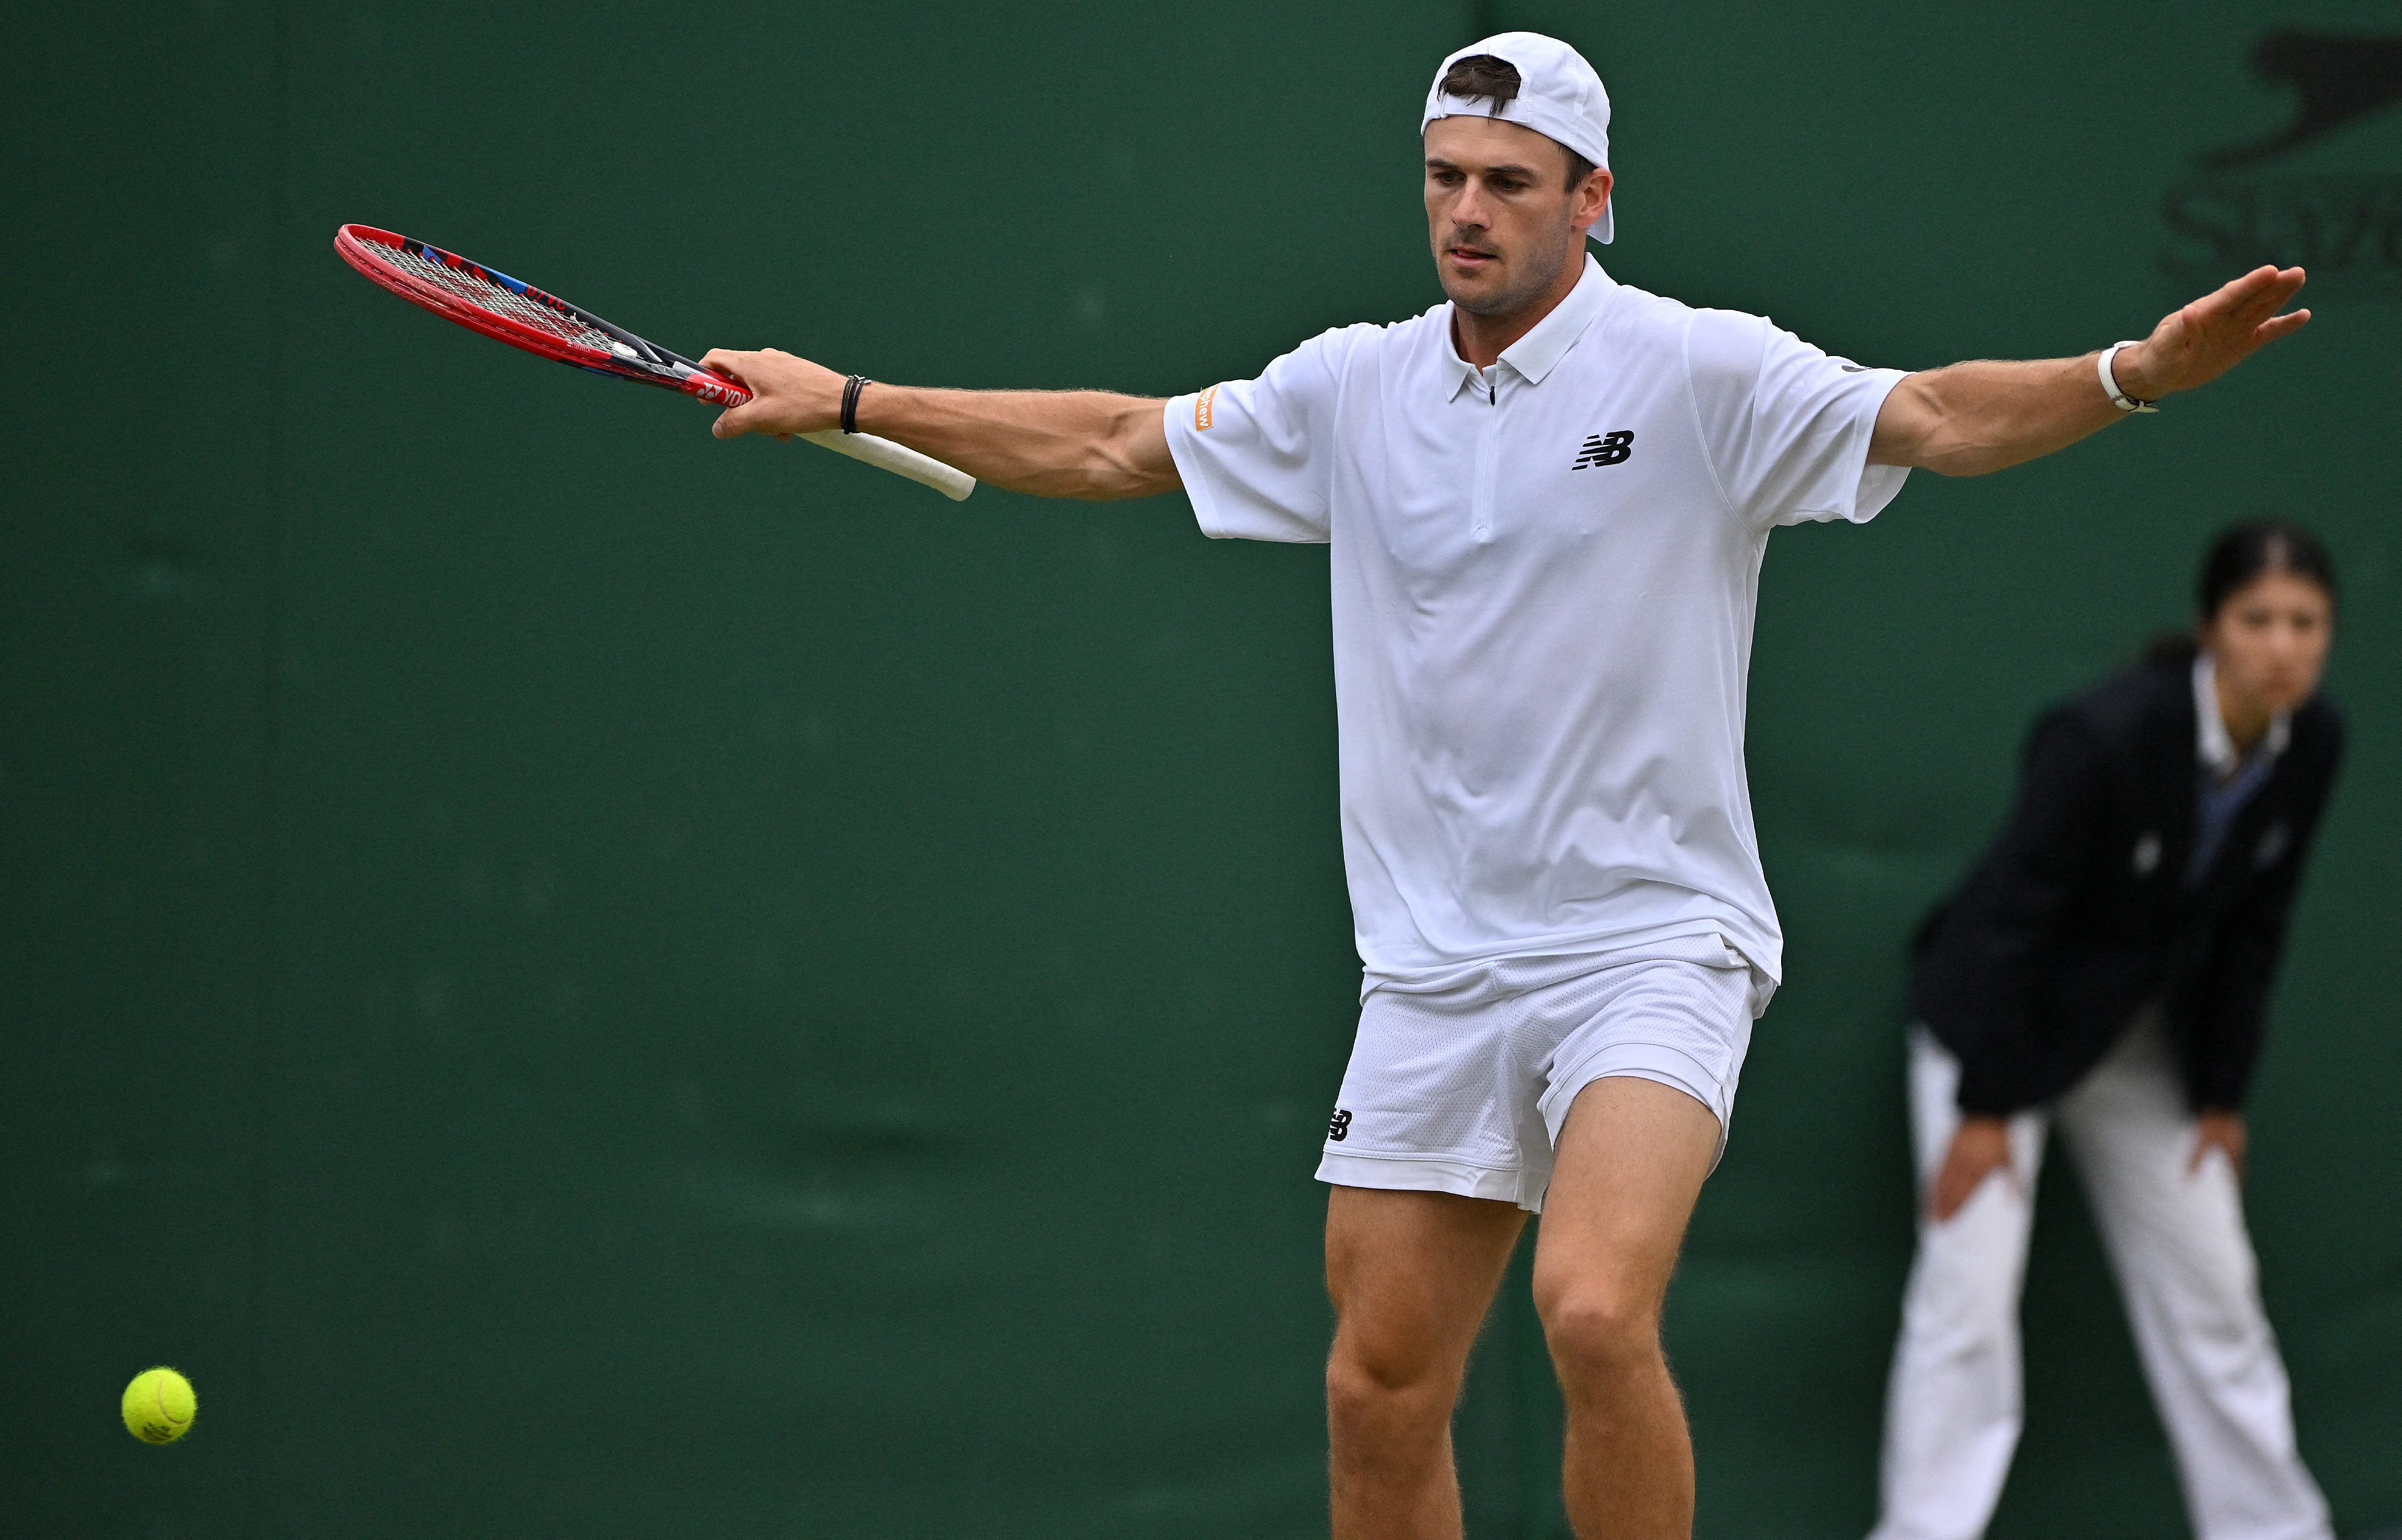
[
  {"xmin": 1328, "ymin": 1108, "xmax": 1354, "ymax": 1142},
  {"xmin": 1572, "ymin": 430, "xmax": 1633, "ymax": 469}
]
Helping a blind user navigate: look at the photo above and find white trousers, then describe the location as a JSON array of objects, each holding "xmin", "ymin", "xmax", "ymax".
[{"xmin": 1868, "ymin": 1018, "xmax": 2330, "ymax": 1540}]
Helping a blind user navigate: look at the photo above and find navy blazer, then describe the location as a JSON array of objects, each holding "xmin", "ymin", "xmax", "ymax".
[{"xmin": 1911, "ymin": 658, "xmax": 2344, "ymax": 1116}]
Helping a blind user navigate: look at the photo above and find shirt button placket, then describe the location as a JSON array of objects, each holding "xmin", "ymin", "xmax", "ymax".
[{"xmin": 1472, "ymin": 369, "xmax": 1498, "ymax": 543}]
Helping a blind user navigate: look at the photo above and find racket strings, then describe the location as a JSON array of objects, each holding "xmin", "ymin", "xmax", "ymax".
[{"xmin": 375, "ymin": 242, "xmax": 618, "ymax": 352}]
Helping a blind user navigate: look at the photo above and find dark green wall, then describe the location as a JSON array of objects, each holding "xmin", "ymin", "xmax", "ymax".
[{"xmin": 5, "ymin": 3, "xmax": 2395, "ymax": 1537}]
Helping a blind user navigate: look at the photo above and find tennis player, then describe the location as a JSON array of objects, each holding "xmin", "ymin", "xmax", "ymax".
[{"xmin": 700, "ymin": 33, "xmax": 2311, "ymax": 1540}]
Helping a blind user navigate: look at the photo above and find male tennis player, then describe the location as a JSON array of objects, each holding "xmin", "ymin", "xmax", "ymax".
[{"xmin": 700, "ymin": 33, "xmax": 2310, "ymax": 1540}]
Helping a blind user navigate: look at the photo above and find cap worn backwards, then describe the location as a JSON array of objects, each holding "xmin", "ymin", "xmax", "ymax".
[{"xmin": 1420, "ymin": 32, "xmax": 1614, "ymax": 244}]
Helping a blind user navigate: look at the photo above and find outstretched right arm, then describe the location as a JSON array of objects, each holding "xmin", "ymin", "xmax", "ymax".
[{"xmin": 699, "ymin": 348, "xmax": 1179, "ymax": 502}]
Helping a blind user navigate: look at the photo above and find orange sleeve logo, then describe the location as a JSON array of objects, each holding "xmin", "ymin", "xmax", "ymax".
[{"xmin": 1195, "ymin": 385, "xmax": 1219, "ymax": 430}]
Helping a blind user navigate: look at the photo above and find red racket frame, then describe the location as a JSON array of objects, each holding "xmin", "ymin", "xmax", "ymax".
[{"xmin": 333, "ymin": 224, "xmax": 753, "ymax": 408}]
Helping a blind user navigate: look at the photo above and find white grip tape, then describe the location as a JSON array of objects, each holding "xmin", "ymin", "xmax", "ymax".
[{"xmin": 799, "ymin": 429, "xmax": 977, "ymax": 502}]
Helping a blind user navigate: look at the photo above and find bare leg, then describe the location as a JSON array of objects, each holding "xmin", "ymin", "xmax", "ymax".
[
  {"xmin": 1325, "ymin": 1185, "xmax": 1528, "ymax": 1540},
  {"xmin": 1532, "ymin": 1077, "xmax": 1721, "ymax": 1540}
]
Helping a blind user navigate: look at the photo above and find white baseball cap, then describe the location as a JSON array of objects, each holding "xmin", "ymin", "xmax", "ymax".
[{"xmin": 1420, "ymin": 32, "xmax": 1614, "ymax": 243}]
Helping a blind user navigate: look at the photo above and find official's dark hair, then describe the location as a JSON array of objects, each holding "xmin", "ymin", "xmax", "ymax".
[
  {"xmin": 2196, "ymin": 518, "xmax": 2337, "ymax": 620},
  {"xmin": 1435, "ymin": 54, "xmax": 1600, "ymax": 189},
  {"xmin": 2141, "ymin": 518, "xmax": 2339, "ymax": 668}
]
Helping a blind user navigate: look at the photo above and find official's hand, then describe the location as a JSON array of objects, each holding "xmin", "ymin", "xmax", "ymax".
[
  {"xmin": 2189, "ymin": 1110, "xmax": 2248, "ymax": 1179},
  {"xmin": 2111, "ymin": 266, "xmax": 2311, "ymax": 401},
  {"xmin": 698, "ymin": 348, "xmax": 847, "ymax": 442},
  {"xmin": 1929, "ymin": 1115, "xmax": 2016, "ymax": 1222}
]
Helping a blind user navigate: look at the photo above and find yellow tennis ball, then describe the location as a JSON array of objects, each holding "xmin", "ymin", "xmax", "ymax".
[{"xmin": 121, "ymin": 1367, "xmax": 197, "ymax": 1445}]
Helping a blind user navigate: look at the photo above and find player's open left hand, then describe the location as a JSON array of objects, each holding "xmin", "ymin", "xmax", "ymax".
[
  {"xmin": 698, "ymin": 348, "xmax": 846, "ymax": 441},
  {"xmin": 2112, "ymin": 265, "xmax": 2310, "ymax": 402}
]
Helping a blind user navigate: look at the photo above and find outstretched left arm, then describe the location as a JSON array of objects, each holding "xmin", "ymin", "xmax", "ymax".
[{"xmin": 1868, "ymin": 265, "xmax": 2310, "ymax": 476}]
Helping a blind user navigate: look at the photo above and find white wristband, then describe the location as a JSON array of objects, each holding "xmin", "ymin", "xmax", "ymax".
[{"xmin": 2099, "ymin": 341, "xmax": 2159, "ymax": 413}]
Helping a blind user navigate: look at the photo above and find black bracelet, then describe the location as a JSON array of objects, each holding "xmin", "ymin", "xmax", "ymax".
[{"xmin": 841, "ymin": 375, "xmax": 870, "ymax": 434}]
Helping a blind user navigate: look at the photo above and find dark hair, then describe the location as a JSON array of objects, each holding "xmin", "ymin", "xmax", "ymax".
[
  {"xmin": 1435, "ymin": 54, "xmax": 1600, "ymax": 189},
  {"xmin": 2140, "ymin": 517, "xmax": 2338, "ymax": 668},
  {"xmin": 2197, "ymin": 518, "xmax": 2337, "ymax": 618}
]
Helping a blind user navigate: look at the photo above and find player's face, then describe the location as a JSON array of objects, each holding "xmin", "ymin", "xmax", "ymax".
[
  {"xmin": 1423, "ymin": 115, "xmax": 1610, "ymax": 319},
  {"xmin": 2203, "ymin": 570, "xmax": 2332, "ymax": 720}
]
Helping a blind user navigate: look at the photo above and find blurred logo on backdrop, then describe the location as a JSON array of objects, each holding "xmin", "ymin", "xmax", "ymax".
[{"xmin": 2161, "ymin": 30, "xmax": 2402, "ymax": 302}]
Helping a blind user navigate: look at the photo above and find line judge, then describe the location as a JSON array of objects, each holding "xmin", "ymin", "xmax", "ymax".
[
  {"xmin": 700, "ymin": 33, "xmax": 2311, "ymax": 1540},
  {"xmin": 1872, "ymin": 522, "xmax": 2344, "ymax": 1540}
]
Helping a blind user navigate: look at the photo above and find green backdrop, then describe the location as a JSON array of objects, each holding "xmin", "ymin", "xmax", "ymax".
[{"xmin": 4, "ymin": 2, "xmax": 2395, "ymax": 1536}]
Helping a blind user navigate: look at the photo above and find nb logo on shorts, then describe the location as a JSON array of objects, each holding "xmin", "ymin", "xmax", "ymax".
[
  {"xmin": 1572, "ymin": 430, "xmax": 1633, "ymax": 469},
  {"xmin": 1327, "ymin": 1108, "xmax": 1354, "ymax": 1142}
]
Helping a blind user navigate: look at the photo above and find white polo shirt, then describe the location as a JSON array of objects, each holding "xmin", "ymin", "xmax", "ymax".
[{"xmin": 1164, "ymin": 255, "xmax": 1910, "ymax": 990}]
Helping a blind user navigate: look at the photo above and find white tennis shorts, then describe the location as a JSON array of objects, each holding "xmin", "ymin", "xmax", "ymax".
[{"xmin": 1316, "ymin": 935, "xmax": 1765, "ymax": 1212}]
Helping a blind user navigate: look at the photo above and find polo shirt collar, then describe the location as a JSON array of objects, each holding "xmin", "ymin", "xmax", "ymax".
[
  {"xmin": 2192, "ymin": 650, "xmax": 2289, "ymax": 779},
  {"xmin": 1441, "ymin": 254, "xmax": 1616, "ymax": 400}
]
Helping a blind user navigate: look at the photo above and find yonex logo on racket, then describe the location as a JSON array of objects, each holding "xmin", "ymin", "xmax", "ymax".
[
  {"xmin": 1328, "ymin": 1108, "xmax": 1354, "ymax": 1142},
  {"xmin": 1572, "ymin": 430, "xmax": 1633, "ymax": 469}
]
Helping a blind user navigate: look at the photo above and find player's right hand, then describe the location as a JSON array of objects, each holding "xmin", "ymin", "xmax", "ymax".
[{"xmin": 699, "ymin": 348, "xmax": 846, "ymax": 441}]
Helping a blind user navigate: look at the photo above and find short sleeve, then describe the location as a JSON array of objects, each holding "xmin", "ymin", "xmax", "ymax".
[
  {"xmin": 1684, "ymin": 307, "xmax": 1911, "ymax": 532},
  {"xmin": 1164, "ymin": 325, "xmax": 1371, "ymax": 544}
]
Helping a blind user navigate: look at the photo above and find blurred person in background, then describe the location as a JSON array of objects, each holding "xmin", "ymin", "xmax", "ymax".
[{"xmin": 1869, "ymin": 520, "xmax": 2344, "ymax": 1540}]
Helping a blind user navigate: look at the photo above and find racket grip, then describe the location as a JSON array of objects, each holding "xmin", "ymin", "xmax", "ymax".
[{"xmin": 797, "ymin": 430, "xmax": 977, "ymax": 503}]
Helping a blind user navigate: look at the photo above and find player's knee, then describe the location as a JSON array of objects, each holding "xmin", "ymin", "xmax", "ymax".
[
  {"xmin": 1325, "ymin": 1338, "xmax": 1454, "ymax": 1440},
  {"xmin": 1535, "ymin": 1280, "xmax": 1663, "ymax": 1383}
]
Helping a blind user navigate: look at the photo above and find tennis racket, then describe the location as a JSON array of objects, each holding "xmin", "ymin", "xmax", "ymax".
[{"xmin": 333, "ymin": 224, "xmax": 975, "ymax": 502}]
